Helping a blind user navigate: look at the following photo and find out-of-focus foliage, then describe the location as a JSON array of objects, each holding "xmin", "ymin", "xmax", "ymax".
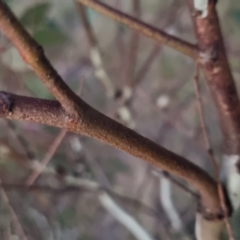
[
  {"xmin": 230, "ymin": 9, "xmax": 240, "ymax": 23},
  {"xmin": 33, "ymin": 26, "xmax": 67, "ymax": 47},
  {"xmin": 20, "ymin": 2, "xmax": 67, "ymax": 47},
  {"xmin": 23, "ymin": 75, "xmax": 54, "ymax": 99},
  {"xmin": 20, "ymin": 2, "xmax": 50, "ymax": 27},
  {"xmin": 104, "ymin": 157, "xmax": 129, "ymax": 181},
  {"xmin": 58, "ymin": 207, "xmax": 78, "ymax": 228}
]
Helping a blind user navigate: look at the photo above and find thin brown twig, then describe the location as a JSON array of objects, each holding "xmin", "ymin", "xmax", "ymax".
[
  {"xmin": 77, "ymin": 3, "xmax": 115, "ymax": 97},
  {"xmin": 153, "ymin": 1, "xmax": 183, "ymax": 26},
  {"xmin": 131, "ymin": 165, "xmax": 153, "ymax": 220},
  {"xmin": 25, "ymin": 129, "xmax": 68, "ymax": 186},
  {"xmin": 76, "ymin": 0, "xmax": 199, "ymax": 59},
  {"xmin": 193, "ymin": 66, "xmax": 219, "ymax": 177},
  {"xmin": 126, "ymin": 0, "xmax": 141, "ymax": 86},
  {"xmin": 133, "ymin": 45, "xmax": 162, "ymax": 86},
  {"xmin": 161, "ymin": 171, "xmax": 199, "ymax": 199},
  {"xmin": 0, "ymin": 1, "xmax": 80, "ymax": 116},
  {"xmin": 0, "ymin": 179, "xmax": 29, "ymax": 240},
  {"xmin": 115, "ymin": 23, "xmax": 128, "ymax": 87},
  {"xmin": 77, "ymin": 2, "xmax": 136, "ymax": 127},
  {"xmin": 0, "ymin": 138, "xmax": 30, "ymax": 168},
  {"xmin": 193, "ymin": 65, "xmax": 235, "ymax": 240},
  {"xmin": 77, "ymin": 3, "xmax": 97, "ymax": 46},
  {"xmin": 25, "ymin": 78, "xmax": 85, "ymax": 186},
  {"xmin": 5, "ymin": 120, "xmax": 35, "ymax": 161},
  {"xmin": 133, "ymin": 1, "xmax": 183, "ymax": 86}
]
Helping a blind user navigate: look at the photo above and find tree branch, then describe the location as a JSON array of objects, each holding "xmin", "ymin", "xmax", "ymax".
[
  {"xmin": 0, "ymin": 91, "xmax": 220, "ymax": 217},
  {"xmin": 0, "ymin": 92, "xmax": 67, "ymax": 126},
  {"xmin": 0, "ymin": 0, "xmax": 223, "ymax": 219},
  {"xmin": 76, "ymin": 0, "xmax": 199, "ymax": 59},
  {"xmin": 187, "ymin": 0, "xmax": 240, "ymax": 154},
  {"xmin": 0, "ymin": 1, "xmax": 80, "ymax": 116},
  {"xmin": 193, "ymin": 65, "xmax": 234, "ymax": 240}
]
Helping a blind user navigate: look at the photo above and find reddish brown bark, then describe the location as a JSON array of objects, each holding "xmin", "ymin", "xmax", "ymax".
[
  {"xmin": 0, "ymin": 91, "xmax": 222, "ymax": 217},
  {"xmin": 188, "ymin": 0, "xmax": 240, "ymax": 154}
]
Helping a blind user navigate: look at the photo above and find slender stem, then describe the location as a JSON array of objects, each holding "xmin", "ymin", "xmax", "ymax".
[
  {"xmin": 76, "ymin": 0, "xmax": 199, "ymax": 59},
  {"xmin": 193, "ymin": 65, "xmax": 235, "ymax": 240},
  {"xmin": 25, "ymin": 78, "xmax": 85, "ymax": 186},
  {"xmin": 25, "ymin": 129, "xmax": 68, "ymax": 186},
  {"xmin": 127, "ymin": 0, "xmax": 141, "ymax": 86},
  {"xmin": 133, "ymin": 45, "xmax": 162, "ymax": 86},
  {"xmin": 0, "ymin": 179, "xmax": 29, "ymax": 240},
  {"xmin": 0, "ymin": 1, "xmax": 80, "ymax": 116},
  {"xmin": 6, "ymin": 120, "xmax": 35, "ymax": 161},
  {"xmin": 77, "ymin": 3, "xmax": 115, "ymax": 97},
  {"xmin": 161, "ymin": 171, "xmax": 199, "ymax": 199}
]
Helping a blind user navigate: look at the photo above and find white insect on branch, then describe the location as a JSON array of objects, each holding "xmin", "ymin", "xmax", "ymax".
[
  {"xmin": 193, "ymin": 0, "xmax": 209, "ymax": 18},
  {"xmin": 222, "ymin": 155, "xmax": 240, "ymax": 210},
  {"xmin": 195, "ymin": 213, "xmax": 224, "ymax": 240}
]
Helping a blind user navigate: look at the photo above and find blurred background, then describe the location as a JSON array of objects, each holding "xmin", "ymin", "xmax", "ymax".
[{"xmin": 0, "ymin": 0, "xmax": 240, "ymax": 239}]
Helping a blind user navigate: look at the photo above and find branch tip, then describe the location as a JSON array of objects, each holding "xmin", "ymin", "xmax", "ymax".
[{"xmin": 0, "ymin": 91, "xmax": 14, "ymax": 116}]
